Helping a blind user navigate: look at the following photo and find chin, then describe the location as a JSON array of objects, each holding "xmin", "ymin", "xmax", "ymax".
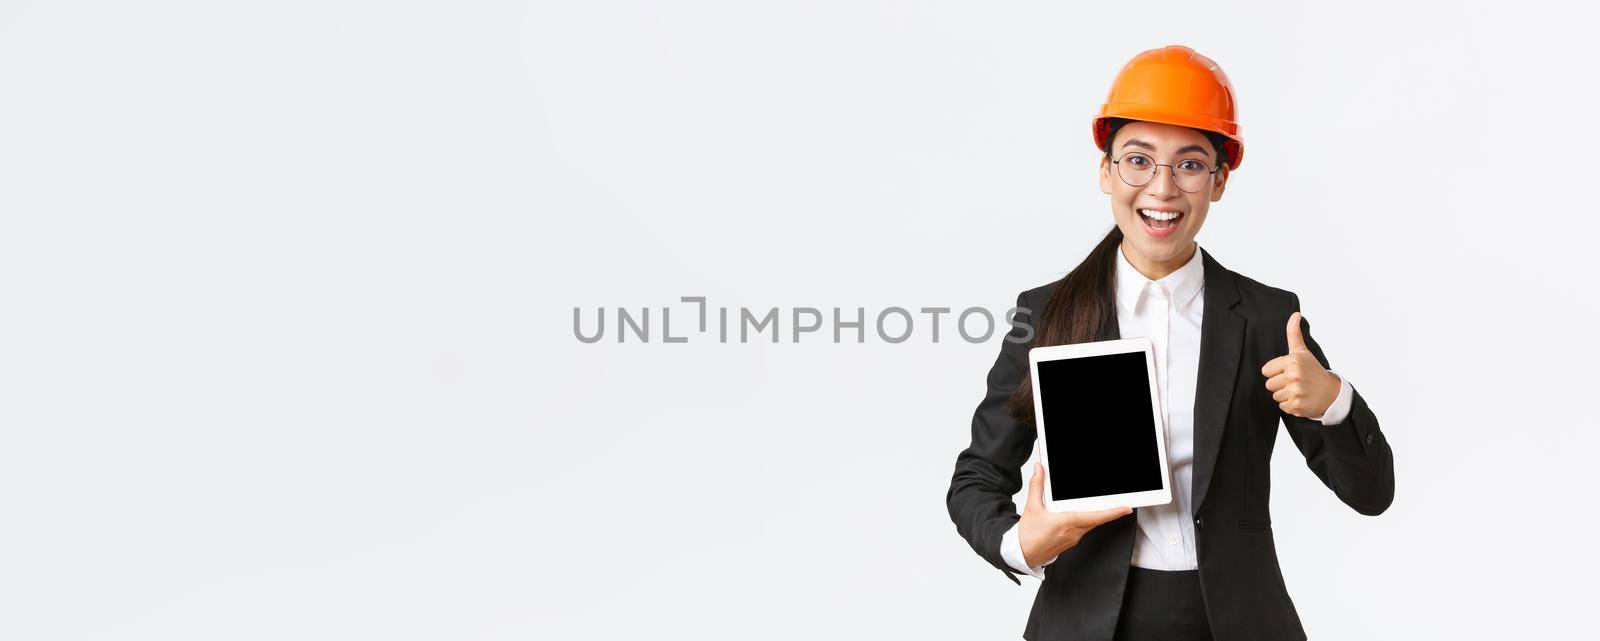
[{"xmin": 1130, "ymin": 236, "xmax": 1190, "ymax": 260}]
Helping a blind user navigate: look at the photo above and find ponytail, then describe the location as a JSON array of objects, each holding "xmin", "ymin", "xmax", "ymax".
[{"xmin": 1007, "ymin": 225, "xmax": 1124, "ymax": 424}]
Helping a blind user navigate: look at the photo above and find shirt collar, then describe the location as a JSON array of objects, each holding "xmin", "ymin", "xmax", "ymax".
[{"xmin": 1114, "ymin": 243, "xmax": 1206, "ymax": 313}]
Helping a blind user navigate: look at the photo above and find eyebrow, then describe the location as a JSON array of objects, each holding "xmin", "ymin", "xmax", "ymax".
[{"xmin": 1120, "ymin": 138, "xmax": 1214, "ymax": 159}]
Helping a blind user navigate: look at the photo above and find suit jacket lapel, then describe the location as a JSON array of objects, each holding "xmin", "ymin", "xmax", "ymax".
[{"xmin": 1191, "ymin": 247, "xmax": 1244, "ymax": 513}]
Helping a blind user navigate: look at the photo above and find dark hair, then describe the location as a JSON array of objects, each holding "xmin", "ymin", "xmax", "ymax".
[
  {"xmin": 1099, "ymin": 117, "xmax": 1231, "ymax": 168},
  {"xmin": 1005, "ymin": 118, "xmax": 1226, "ymax": 424},
  {"xmin": 1006, "ymin": 225, "xmax": 1124, "ymax": 424}
]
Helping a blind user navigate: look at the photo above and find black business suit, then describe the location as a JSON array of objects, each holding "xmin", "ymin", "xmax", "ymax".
[{"xmin": 946, "ymin": 248, "xmax": 1395, "ymax": 641}]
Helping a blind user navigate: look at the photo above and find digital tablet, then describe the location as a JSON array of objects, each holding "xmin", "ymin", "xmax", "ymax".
[{"xmin": 1029, "ymin": 337, "xmax": 1172, "ymax": 513}]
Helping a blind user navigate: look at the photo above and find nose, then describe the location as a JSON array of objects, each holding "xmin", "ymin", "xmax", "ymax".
[{"xmin": 1144, "ymin": 165, "xmax": 1181, "ymax": 199}]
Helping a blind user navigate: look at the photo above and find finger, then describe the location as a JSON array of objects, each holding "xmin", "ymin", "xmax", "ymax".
[
  {"xmin": 1027, "ymin": 460, "xmax": 1045, "ymax": 511},
  {"xmin": 1074, "ymin": 506, "xmax": 1134, "ymax": 529},
  {"xmin": 1260, "ymin": 354, "xmax": 1291, "ymax": 378},
  {"xmin": 1272, "ymin": 386, "xmax": 1292, "ymax": 403},
  {"xmin": 1264, "ymin": 372, "xmax": 1292, "ymax": 392},
  {"xmin": 1286, "ymin": 311, "xmax": 1308, "ymax": 353}
]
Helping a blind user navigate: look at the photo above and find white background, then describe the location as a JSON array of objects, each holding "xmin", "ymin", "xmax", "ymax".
[{"xmin": 1, "ymin": 1, "xmax": 1595, "ymax": 639}]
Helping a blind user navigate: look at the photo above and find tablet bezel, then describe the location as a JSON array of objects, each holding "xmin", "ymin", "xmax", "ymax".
[{"xmin": 1029, "ymin": 337, "xmax": 1173, "ymax": 513}]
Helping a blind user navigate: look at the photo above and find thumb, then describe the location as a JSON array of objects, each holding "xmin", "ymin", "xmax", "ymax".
[
  {"xmin": 1285, "ymin": 311, "xmax": 1308, "ymax": 353},
  {"xmin": 1027, "ymin": 460, "xmax": 1045, "ymax": 511}
]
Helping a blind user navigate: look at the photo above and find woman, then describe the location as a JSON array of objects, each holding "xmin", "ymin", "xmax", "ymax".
[{"xmin": 945, "ymin": 45, "xmax": 1395, "ymax": 641}]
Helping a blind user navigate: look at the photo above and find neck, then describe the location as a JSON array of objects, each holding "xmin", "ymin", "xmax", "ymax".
[{"xmin": 1120, "ymin": 241, "xmax": 1197, "ymax": 281}]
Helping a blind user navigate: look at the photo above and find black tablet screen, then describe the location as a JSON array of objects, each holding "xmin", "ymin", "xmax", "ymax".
[{"xmin": 1037, "ymin": 352, "xmax": 1164, "ymax": 500}]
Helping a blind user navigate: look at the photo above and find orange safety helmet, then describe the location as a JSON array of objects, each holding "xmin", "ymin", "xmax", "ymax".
[{"xmin": 1092, "ymin": 45, "xmax": 1244, "ymax": 170}]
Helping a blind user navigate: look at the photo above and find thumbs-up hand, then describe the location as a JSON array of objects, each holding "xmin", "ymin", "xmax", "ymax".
[
  {"xmin": 1017, "ymin": 460, "xmax": 1132, "ymax": 568},
  {"xmin": 1260, "ymin": 311, "xmax": 1341, "ymax": 418}
]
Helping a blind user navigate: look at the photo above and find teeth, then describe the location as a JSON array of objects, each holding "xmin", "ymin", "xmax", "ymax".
[{"xmin": 1140, "ymin": 209, "xmax": 1180, "ymax": 221}]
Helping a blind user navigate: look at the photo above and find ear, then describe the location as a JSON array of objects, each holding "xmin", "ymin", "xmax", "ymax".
[
  {"xmin": 1099, "ymin": 155, "xmax": 1113, "ymax": 195},
  {"xmin": 1209, "ymin": 163, "xmax": 1230, "ymax": 203}
]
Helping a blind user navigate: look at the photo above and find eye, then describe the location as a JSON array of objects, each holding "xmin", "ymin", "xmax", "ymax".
[
  {"xmin": 1124, "ymin": 153, "xmax": 1152, "ymax": 167},
  {"xmin": 1177, "ymin": 159, "xmax": 1208, "ymax": 172}
]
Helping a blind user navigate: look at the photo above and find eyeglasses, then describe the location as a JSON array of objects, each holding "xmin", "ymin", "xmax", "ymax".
[{"xmin": 1111, "ymin": 152, "xmax": 1219, "ymax": 193}]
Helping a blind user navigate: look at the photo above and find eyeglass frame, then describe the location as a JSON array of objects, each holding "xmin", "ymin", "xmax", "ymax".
[{"xmin": 1109, "ymin": 151, "xmax": 1222, "ymax": 194}]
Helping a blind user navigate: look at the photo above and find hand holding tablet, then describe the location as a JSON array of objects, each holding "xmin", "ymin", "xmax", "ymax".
[
  {"xmin": 1016, "ymin": 337, "xmax": 1174, "ymax": 568},
  {"xmin": 1017, "ymin": 459, "xmax": 1133, "ymax": 568}
]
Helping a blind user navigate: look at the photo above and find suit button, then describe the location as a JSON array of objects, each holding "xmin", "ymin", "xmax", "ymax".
[
  {"xmin": 1365, "ymin": 433, "xmax": 1374, "ymax": 445},
  {"xmin": 1195, "ymin": 517, "xmax": 1205, "ymax": 531}
]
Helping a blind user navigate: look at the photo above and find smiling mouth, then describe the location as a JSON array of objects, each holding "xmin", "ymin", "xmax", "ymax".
[{"xmin": 1139, "ymin": 208, "xmax": 1183, "ymax": 230}]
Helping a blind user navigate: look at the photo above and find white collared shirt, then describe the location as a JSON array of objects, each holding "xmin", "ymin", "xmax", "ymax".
[{"xmin": 1000, "ymin": 243, "xmax": 1354, "ymax": 577}]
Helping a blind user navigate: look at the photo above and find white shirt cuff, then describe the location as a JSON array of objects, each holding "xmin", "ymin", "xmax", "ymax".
[
  {"xmin": 1313, "ymin": 369, "xmax": 1355, "ymax": 426},
  {"xmin": 1001, "ymin": 522, "xmax": 1052, "ymax": 579}
]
